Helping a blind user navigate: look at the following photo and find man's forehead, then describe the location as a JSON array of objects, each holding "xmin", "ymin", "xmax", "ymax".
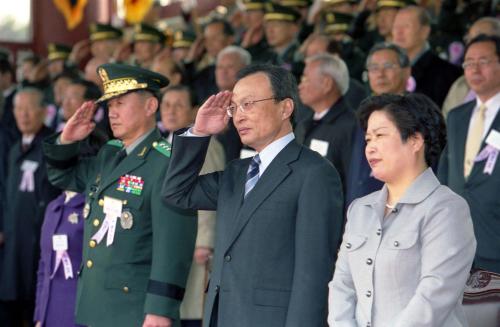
[
  {"xmin": 233, "ymin": 74, "xmax": 270, "ymax": 97},
  {"xmin": 371, "ymin": 50, "xmax": 398, "ymax": 61}
]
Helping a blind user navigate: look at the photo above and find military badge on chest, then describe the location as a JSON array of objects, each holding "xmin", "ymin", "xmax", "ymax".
[
  {"xmin": 120, "ymin": 210, "xmax": 134, "ymax": 229},
  {"xmin": 117, "ymin": 174, "xmax": 144, "ymax": 195}
]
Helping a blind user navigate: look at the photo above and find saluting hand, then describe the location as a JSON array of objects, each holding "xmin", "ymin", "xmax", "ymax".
[
  {"xmin": 60, "ymin": 101, "xmax": 97, "ymax": 144},
  {"xmin": 192, "ymin": 91, "xmax": 232, "ymax": 136},
  {"xmin": 142, "ymin": 314, "xmax": 172, "ymax": 327}
]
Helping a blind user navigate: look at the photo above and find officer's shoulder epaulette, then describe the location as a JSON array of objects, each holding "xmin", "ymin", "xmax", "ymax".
[
  {"xmin": 152, "ymin": 139, "xmax": 171, "ymax": 158},
  {"xmin": 106, "ymin": 139, "xmax": 123, "ymax": 148}
]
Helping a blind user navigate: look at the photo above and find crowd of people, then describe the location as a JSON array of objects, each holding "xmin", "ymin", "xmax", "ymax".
[{"xmin": 0, "ymin": 0, "xmax": 499, "ymax": 326}]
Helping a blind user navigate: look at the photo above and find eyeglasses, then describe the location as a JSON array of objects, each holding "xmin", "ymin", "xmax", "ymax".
[
  {"xmin": 366, "ymin": 62, "xmax": 400, "ymax": 73},
  {"xmin": 226, "ymin": 97, "xmax": 278, "ymax": 117},
  {"xmin": 462, "ymin": 58, "xmax": 499, "ymax": 70}
]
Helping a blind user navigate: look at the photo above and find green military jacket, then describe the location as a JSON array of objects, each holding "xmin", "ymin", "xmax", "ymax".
[{"xmin": 43, "ymin": 129, "xmax": 197, "ymax": 327}]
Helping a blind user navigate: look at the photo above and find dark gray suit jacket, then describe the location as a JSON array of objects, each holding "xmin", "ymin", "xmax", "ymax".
[
  {"xmin": 438, "ymin": 99, "xmax": 500, "ymax": 273},
  {"xmin": 162, "ymin": 135, "xmax": 344, "ymax": 327}
]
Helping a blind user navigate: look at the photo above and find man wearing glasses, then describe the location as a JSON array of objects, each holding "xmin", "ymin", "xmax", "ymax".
[
  {"xmin": 162, "ymin": 64, "xmax": 344, "ymax": 327},
  {"xmin": 439, "ymin": 34, "xmax": 500, "ymax": 274}
]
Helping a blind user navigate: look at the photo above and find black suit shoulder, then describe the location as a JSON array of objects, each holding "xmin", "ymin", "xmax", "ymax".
[{"xmin": 447, "ymin": 100, "xmax": 475, "ymax": 124}]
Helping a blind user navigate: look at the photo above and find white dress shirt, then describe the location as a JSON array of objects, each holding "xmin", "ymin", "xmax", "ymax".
[{"xmin": 467, "ymin": 92, "xmax": 500, "ymax": 140}]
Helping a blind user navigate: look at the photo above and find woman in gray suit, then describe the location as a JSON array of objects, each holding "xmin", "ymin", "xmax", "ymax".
[{"xmin": 328, "ymin": 93, "xmax": 477, "ymax": 327}]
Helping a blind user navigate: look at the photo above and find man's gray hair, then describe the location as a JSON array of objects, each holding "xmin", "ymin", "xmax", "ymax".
[
  {"xmin": 217, "ymin": 45, "xmax": 252, "ymax": 67},
  {"xmin": 306, "ymin": 53, "xmax": 350, "ymax": 96},
  {"xmin": 366, "ymin": 42, "xmax": 410, "ymax": 68},
  {"xmin": 15, "ymin": 87, "xmax": 45, "ymax": 108}
]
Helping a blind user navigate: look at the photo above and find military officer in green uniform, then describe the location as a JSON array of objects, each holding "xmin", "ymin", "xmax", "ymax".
[{"xmin": 42, "ymin": 63, "xmax": 197, "ymax": 327}]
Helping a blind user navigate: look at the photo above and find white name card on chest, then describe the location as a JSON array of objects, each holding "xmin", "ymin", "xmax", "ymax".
[{"xmin": 309, "ymin": 139, "xmax": 329, "ymax": 157}]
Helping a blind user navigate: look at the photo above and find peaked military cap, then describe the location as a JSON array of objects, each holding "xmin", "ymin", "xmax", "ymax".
[
  {"xmin": 242, "ymin": 0, "xmax": 269, "ymax": 11},
  {"xmin": 322, "ymin": 11, "xmax": 354, "ymax": 34},
  {"xmin": 376, "ymin": 0, "xmax": 416, "ymax": 10},
  {"xmin": 322, "ymin": 0, "xmax": 357, "ymax": 5},
  {"xmin": 133, "ymin": 23, "xmax": 166, "ymax": 44},
  {"xmin": 172, "ymin": 30, "xmax": 196, "ymax": 49},
  {"xmin": 95, "ymin": 63, "xmax": 169, "ymax": 103},
  {"xmin": 89, "ymin": 23, "xmax": 123, "ymax": 42},
  {"xmin": 47, "ymin": 43, "xmax": 71, "ymax": 62},
  {"xmin": 264, "ymin": 2, "xmax": 301, "ymax": 23},
  {"xmin": 280, "ymin": 0, "xmax": 313, "ymax": 9}
]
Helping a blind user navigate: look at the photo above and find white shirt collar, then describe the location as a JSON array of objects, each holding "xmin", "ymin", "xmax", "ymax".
[
  {"xmin": 313, "ymin": 108, "xmax": 331, "ymax": 121},
  {"xmin": 256, "ymin": 132, "xmax": 295, "ymax": 176}
]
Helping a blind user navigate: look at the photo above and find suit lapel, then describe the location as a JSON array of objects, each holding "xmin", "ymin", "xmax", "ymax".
[{"xmin": 225, "ymin": 141, "xmax": 301, "ymax": 250}]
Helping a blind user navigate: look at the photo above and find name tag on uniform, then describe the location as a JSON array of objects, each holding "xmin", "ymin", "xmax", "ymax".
[
  {"xmin": 486, "ymin": 129, "xmax": 500, "ymax": 150},
  {"xmin": 310, "ymin": 139, "xmax": 329, "ymax": 157},
  {"xmin": 52, "ymin": 234, "xmax": 68, "ymax": 251}
]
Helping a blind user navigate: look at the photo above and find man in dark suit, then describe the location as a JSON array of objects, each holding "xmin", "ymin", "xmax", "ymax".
[
  {"xmin": 162, "ymin": 64, "xmax": 344, "ymax": 327},
  {"xmin": 0, "ymin": 88, "xmax": 61, "ymax": 326},
  {"xmin": 43, "ymin": 64, "xmax": 197, "ymax": 327},
  {"xmin": 392, "ymin": 5, "xmax": 462, "ymax": 107},
  {"xmin": 295, "ymin": 53, "xmax": 358, "ymax": 192},
  {"xmin": 438, "ymin": 35, "xmax": 500, "ymax": 274}
]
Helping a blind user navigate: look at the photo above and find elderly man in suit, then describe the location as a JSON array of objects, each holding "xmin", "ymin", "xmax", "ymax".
[
  {"xmin": 0, "ymin": 88, "xmax": 61, "ymax": 326},
  {"xmin": 392, "ymin": 5, "xmax": 462, "ymax": 107},
  {"xmin": 295, "ymin": 53, "xmax": 358, "ymax": 192},
  {"xmin": 438, "ymin": 34, "xmax": 500, "ymax": 327},
  {"xmin": 42, "ymin": 64, "xmax": 197, "ymax": 327},
  {"xmin": 162, "ymin": 64, "xmax": 344, "ymax": 327}
]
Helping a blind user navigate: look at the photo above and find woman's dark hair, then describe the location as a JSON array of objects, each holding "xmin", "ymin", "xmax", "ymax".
[{"xmin": 358, "ymin": 93, "xmax": 446, "ymax": 167}]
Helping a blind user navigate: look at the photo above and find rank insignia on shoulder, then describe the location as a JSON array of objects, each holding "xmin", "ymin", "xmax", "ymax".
[
  {"xmin": 152, "ymin": 140, "xmax": 171, "ymax": 158},
  {"xmin": 107, "ymin": 139, "xmax": 124, "ymax": 148}
]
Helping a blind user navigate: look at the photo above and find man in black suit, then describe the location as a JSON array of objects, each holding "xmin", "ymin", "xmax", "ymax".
[
  {"xmin": 438, "ymin": 35, "xmax": 500, "ymax": 274},
  {"xmin": 392, "ymin": 5, "xmax": 462, "ymax": 107},
  {"xmin": 295, "ymin": 53, "xmax": 358, "ymax": 191},
  {"xmin": 0, "ymin": 88, "xmax": 60, "ymax": 326},
  {"xmin": 162, "ymin": 64, "xmax": 344, "ymax": 327}
]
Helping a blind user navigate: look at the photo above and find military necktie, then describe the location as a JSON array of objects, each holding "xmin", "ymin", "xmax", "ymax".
[
  {"xmin": 244, "ymin": 154, "xmax": 261, "ymax": 198},
  {"xmin": 111, "ymin": 149, "xmax": 127, "ymax": 169},
  {"xmin": 464, "ymin": 104, "xmax": 487, "ymax": 178}
]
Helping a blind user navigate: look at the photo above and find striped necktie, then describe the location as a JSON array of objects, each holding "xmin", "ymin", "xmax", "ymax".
[
  {"xmin": 464, "ymin": 104, "xmax": 487, "ymax": 178},
  {"xmin": 244, "ymin": 154, "xmax": 261, "ymax": 198}
]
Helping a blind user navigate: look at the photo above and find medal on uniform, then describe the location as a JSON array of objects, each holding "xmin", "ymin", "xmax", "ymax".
[
  {"xmin": 68, "ymin": 212, "xmax": 79, "ymax": 224},
  {"xmin": 120, "ymin": 210, "xmax": 134, "ymax": 229},
  {"xmin": 83, "ymin": 203, "xmax": 90, "ymax": 219},
  {"xmin": 117, "ymin": 174, "xmax": 144, "ymax": 195}
]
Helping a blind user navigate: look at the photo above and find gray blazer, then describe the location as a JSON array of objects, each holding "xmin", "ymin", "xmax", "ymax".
[
  {"xmin": 328, "ymin": 168, "xmax": 476, "ymax": 327},
  {"xmin": 163, "ymin": 134, "xmax": 344, "ymax": 327}
]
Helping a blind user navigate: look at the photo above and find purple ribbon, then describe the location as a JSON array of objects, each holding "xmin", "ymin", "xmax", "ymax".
[
  {"xmin": 50, "ymin": 250, "xmax": 74, "ymax": 280},
  {"xmin": 91, "ymin": 214, "xmax": 117, "ymax": 246},
  {"xmin": 474, "ymin": 145, "xmax": 499, "ymax": 175}
]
